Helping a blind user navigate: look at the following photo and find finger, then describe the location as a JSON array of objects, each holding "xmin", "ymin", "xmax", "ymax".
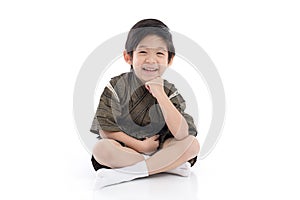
[
  {"xmin": 153, "ymin": 135, "xmax": 160, "ymax": 141},
  {"xmin": 145, "ymin": 84, "xmax": 150, "ymax": 91},
  {"xmin": 154, "ymin": 76, "xmax": 162, "ymax": 81},
  {"xmin": 150, "ymin": 134, "xmax": 159, "ymax": 138}
]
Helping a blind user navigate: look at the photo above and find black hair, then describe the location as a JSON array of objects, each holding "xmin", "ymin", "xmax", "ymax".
[{"xmin": 125, "ymin": 19, "xmax": 175, "ymax": 68}]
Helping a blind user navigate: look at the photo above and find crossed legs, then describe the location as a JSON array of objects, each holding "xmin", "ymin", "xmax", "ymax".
[
  {"xmin": 92, "ymin": 135, "xmax": 200, "ymax": 188},
  {"xmin": 92, "ymin": 135, "xmax": 200, "ymax": 175},
  {"xmin": 92, "ymin": 139, "xmax": 145, "ymax": 168}
]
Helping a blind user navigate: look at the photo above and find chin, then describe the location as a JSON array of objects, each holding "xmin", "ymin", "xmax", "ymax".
[{"xmin": 142, "ymin": 77, "xmax": 156, "ymax": 82}]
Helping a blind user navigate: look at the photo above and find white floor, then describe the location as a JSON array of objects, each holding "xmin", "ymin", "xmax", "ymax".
[
  {"xmin": 2, "ymin": 128, "xmax": 299, "ymax": 200},
  {"xmin": 93, "ymin": 171, "xmax": 200, "ymax": 200},
  {"xmin": 62, "ymin": 133, "xmax": 300, "ymax": 200},
  {"xmin": 66, "ymin": 148, "xmax": 203, "ymax": 200}
]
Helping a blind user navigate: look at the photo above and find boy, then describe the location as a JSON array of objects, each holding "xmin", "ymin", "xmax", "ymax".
[{"xmin": 90, "ymin": 19, "xmax": 200, "ymax": 188}]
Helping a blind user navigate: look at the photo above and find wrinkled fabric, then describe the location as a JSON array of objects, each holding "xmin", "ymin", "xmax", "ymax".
[{"xmin": 90, "ymin": 71, "xmax": 197, "ymax": 146}]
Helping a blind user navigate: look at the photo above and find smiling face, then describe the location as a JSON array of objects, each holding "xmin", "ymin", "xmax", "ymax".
[{"xmin": 124, "ymin": 35, "xmax": 173, "ymax": 83}]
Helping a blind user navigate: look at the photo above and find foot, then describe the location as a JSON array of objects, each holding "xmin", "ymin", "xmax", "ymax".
[
  {"xmin": 94, "ymin": 161, "xmax": 149, "ymax": 189},
  {"xmin": 165, "ymin": 162, "xmax": 191, "ymax": 177}
]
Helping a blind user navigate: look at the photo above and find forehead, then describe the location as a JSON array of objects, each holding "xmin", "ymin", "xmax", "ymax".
[{"xmin": 136, "ymin": 35, "xmax": 167, "ymax": 50}]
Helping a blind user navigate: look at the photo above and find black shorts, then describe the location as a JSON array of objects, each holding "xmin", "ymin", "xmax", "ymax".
[{"xmin": 91, "ymin": 155, "xmax": 198, "ymax": 171}]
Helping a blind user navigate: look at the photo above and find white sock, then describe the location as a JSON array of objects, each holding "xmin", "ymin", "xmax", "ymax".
[
  {"xmin": 94, "ymin": 161, "xmax": 149, "ymax": 189},
  {"xmin": 165, "ymin": 162, "xmax": 191, "ymax": 177},
  {"xmin": 142, "ymin": 154, "xmax": 150, "ymax": 159}
]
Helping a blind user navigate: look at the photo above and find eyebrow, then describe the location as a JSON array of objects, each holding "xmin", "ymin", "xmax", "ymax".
[{"xmin": 136, "ymin": 45, "xmax": 167, "ymax": 51}]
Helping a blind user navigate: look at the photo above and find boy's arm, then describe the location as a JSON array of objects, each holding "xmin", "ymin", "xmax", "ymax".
[
  {"xmin": 155, "ymin": 93, "xmax": 189, "ymax": 140},
  {"xmin": 145, "ymin": 78, "xmax": 189, "ymax": 140},
  {"xmin": 100, "ymin": 130, "xmax": 159, "ymax": 153}
]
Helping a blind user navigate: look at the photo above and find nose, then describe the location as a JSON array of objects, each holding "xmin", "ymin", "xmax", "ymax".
[{"xmin": 145, "ymin": 53, "xmax": 156, "ymax": 64}]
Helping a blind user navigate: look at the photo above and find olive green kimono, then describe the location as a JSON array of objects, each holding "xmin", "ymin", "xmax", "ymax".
[{"xmin": 90, "ymin": 71, "xmax": 198, "ymax": 165}]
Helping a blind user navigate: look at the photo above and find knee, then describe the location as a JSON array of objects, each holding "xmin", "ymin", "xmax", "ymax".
[
  {"xmin": 185, "ymin": 136, "xmax": 200, "ymax": 159},
  {"xmin": 92, "ymin": 139, "xmax": 115, "ymax": 163}
]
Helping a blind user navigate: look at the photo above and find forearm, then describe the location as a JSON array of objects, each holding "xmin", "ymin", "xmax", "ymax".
[
  {"xmin": 156, "ymin": 93, "xmax": 189, "ymax": 140},
  {"xmin": 100, "ymin": 130, "xmax": 142, "ymax": 152}
]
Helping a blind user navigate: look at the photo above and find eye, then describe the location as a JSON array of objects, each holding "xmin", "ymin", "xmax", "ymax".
[
  {"xmin": 139, "ymin": 51, "xmax": 147, "ymax": 54},
  {"xmin": 157, "ymin": 52, "xmax": 165, "ymax": 56}
]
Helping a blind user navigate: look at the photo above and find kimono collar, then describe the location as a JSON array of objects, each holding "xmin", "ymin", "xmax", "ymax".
[{"xmin": 130, "ymin": 70, "xmax": 147, "ymax": 93}]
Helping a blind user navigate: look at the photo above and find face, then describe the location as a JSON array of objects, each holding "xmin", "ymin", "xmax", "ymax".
[{"xmin": 124, "ymin": 35, "xmax": 173, "ymax": 83}]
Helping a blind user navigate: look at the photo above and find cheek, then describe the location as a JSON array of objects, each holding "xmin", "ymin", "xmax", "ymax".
[
  {"xmin": 160, "ymin": 61, "xmax": 169, "ymax": 67},
  {"xmin": 132, "ymin": 56, "xmax": 142, "ymax": 66},
  {"xmin": 133, "ymin": 61, "xmax": 141, "ymax": 68},
  {"xmin": 134, "ymin": 59, "xmax": 144, "ymax": 67},
  {"xmin": 158, "ymin": 56, "xmax": 168, "ymax": 63}
]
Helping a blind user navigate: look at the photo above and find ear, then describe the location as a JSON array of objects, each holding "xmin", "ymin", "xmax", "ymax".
[
  {"xmin": 123, "ymin": 50, "xmax": 132, "ymax": 65},
  {"xmin": 167, "ymin": 55, "xmax": 175, "ymax": 67}
]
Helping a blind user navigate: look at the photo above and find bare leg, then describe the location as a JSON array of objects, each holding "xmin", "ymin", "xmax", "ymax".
[
  {"xmin": 93, "ymin": 136, "xmax": 200, "ymax": 189},
  {"xmin": 146, "ymin": 135, "xmax": 200, "ymax": 175},
  {"xmin": 92, "ymin": 139, "xmax": 144, "ymax": 168},
  {"xmin": 92, "ymin": 136, "xmax": 200, "ymax": 172}
]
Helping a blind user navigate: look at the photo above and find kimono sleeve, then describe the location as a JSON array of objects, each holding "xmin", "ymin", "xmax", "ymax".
[{"xmin": 90, "ymin": 82, "xmax": 122, "ymax": 136}]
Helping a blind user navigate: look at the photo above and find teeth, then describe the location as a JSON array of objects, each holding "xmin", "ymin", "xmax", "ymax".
[{"xmin": 143, "ymin": 67, "xmax": 158, "ymax": 71}]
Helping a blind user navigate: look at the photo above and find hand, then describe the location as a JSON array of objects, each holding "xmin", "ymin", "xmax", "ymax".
[
  {"xmin": 145, "ymin": 77, "xmax": 164, "ymax": 98},
  {"xmin": 137, "ymin": 135, "xmax": 160, "ymax": 154}
]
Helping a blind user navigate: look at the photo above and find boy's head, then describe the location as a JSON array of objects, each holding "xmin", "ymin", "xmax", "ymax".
[
  {"xmin": 124, "ymin": 19, "xmax": 175, "ymax": 82},
  {"xmin": 125, "ymin": 19, "xmax": 175, "ymax": 64}
]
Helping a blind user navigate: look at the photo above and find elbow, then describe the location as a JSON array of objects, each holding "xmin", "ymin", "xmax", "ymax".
[
  {"xmin": 168, "ymin": 116, "xmax": 189, "ymax": 140},
  {"xmin": 173, "ymin": 121, "xmax": 189, "ymax": 140},
  {"xmin": 173, "ymin": 118, "xmax": 189, "ymax": 140},
  {"xmin": 99, "ymin": 130, "xmax": 109, "ymax": 138},
  {"xmin": 174, "ymin": 131, "xmax": 189, "ymax": 140}
]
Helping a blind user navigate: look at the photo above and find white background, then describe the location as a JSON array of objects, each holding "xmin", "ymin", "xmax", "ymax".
[{"xmin": 1, "ymin": 0, "xmax": 299, "ymax": 199}]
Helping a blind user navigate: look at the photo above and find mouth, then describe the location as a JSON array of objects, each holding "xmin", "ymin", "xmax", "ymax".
[
  {"xmin": 142, "ymin": 66, "xmax": 159, "ymax": 72},
  {"xmin": 142, "ymin": 68, "xmax": 158, "ymax": 72}
]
